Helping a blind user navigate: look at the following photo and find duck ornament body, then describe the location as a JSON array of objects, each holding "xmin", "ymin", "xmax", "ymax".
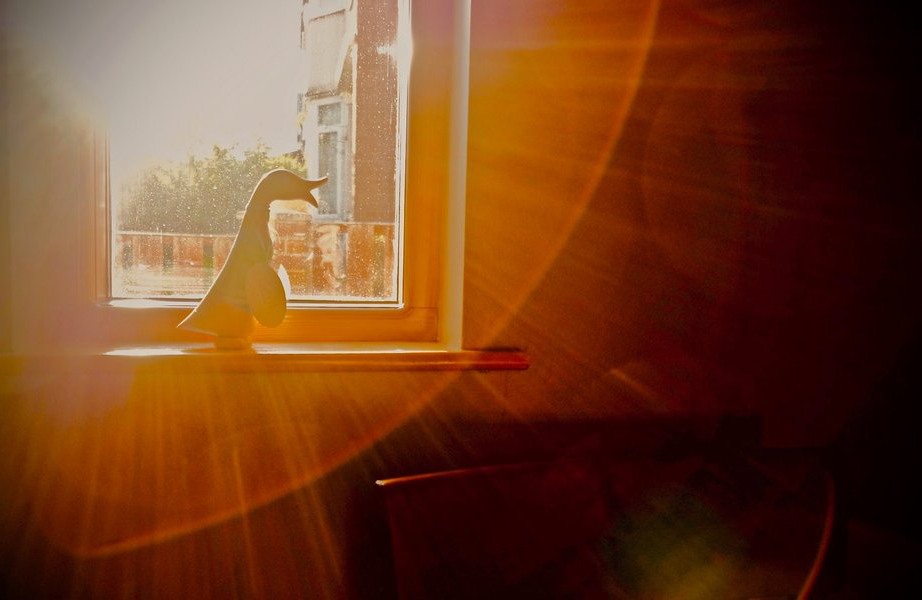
[{"xmin": 178, "ymin": 169, "xmax": 327, "ymax": 349}]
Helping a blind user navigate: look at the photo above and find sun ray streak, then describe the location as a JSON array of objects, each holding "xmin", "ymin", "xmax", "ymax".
[{"xmin": 231, "ymin": 447, "xmax": 260, "ymax": 597}]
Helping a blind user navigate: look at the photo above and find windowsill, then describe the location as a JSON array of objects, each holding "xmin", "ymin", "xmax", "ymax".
[{"xmin": 1, "ymin": 344, "xmax": 529, "ymax": 374}]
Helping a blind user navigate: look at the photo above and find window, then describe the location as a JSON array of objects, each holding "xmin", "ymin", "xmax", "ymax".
[
  {"xmin": 310, "ymin": 98, "xmax": 351, "ymax": 218},
  {"xmin": 111, "ymin": 0, "xmax": 396, "ymax": 305},
  {"xmin": 6, "ymin": 0, "xmax": 469, "ymax": 349}
]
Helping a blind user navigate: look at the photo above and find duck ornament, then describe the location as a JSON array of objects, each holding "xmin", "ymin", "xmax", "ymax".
[{"xmin": 178, "ymin": 169, "xmax": 327, "ymax": 349}]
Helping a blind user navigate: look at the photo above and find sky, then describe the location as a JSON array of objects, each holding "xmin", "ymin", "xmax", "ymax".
[{"xmin": 5, "ymin": 0, "xmax": 305, "ymax": 178}]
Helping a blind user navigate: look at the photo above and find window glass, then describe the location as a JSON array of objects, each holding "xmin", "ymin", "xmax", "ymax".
[
  {"xmin": 109, "ymin": 0, "xmax": 402, "ymax": 303},
  {"xmin": 318, "ymin": 102, "xmax": 343, "ymax": 127}
]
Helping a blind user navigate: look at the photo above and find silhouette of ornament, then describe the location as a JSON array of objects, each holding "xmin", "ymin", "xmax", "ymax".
[{"xmin": 178, "ymin": 169, "xmax": 327, "ymax": 348}]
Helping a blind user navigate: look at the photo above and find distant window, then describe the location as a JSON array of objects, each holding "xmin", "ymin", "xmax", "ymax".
[
  {"xmin": 310, "ymin": 99, "xmax": 350, "ymax": 218},
  {"xmin": 318, "ymin": 102, "xmax": 342, "ymax": 126}
]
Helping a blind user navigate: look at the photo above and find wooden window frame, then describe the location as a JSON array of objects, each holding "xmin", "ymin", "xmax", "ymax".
[{"xmin": 74, "ymin": 0, "xmax": 469, "ymax": 350}]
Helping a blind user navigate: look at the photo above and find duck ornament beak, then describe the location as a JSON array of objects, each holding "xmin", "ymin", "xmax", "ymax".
[{"xmin": 177, "ymin": 169, "xmax": 327, "ymax": 349}]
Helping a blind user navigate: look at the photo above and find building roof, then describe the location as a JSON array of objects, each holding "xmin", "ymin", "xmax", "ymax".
[{"xmin": 305, "ymin": 11, "xmax": 353, "ymax": 97}]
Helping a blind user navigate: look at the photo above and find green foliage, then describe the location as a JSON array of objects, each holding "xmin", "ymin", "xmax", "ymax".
[{"xmin": 117, "ymin": 143, "xmax": 305, "ymax": 234}]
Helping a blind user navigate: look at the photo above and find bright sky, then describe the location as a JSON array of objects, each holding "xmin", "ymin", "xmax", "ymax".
[{"xmin": 6, "ymin": 0, "xmax": 305, "ymax": 178}]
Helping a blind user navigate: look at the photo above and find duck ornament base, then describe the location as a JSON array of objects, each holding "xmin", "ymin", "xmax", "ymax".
[{"xmin": 178, "ymin": 169, "xmax": 327, "ymax": 349}]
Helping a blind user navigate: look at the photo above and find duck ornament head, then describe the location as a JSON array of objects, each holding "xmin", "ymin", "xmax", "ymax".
[{"xmin": 178, "ymin": 169, "xmax": 327, "ymax": 349}]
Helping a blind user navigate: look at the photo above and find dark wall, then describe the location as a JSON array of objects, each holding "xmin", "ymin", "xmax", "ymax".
[{"xmin": 462, "ymin": 0, "xmax": 921, "ymax": 445}]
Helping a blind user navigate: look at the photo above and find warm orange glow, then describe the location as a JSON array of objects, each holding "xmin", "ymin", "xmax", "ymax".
[
  {"xmin": 3, "ymin": 0, "xmax": 662, "ymax": 589},
  {"xmin": 5, "ymin": 362, "xmax": 444, "ymax": 558},
  {"xmin": 463, "ymin": 0, "xmax": 660, "ymax": 348},
  {"xmin": 4, "ymin": 0, "xmax": 914, "ymax": 596}
]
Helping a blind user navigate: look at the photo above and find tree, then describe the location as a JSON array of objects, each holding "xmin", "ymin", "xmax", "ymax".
[{"xmin": 117, "ymin": 144, "xmax": 305, "ymax": 235}]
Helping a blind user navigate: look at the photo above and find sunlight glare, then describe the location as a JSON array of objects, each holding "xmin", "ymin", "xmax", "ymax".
[{"xmin": 6, "ymin": 0, "xmax": 304, "ymax": 176}]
